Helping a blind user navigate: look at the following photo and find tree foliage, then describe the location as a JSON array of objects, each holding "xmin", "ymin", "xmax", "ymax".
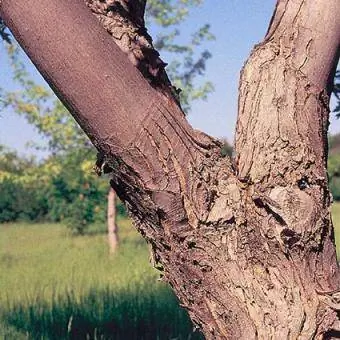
[
  {"xmin": 0, "ymin": 145, "xmax": 48, "ymax": 222},
  {"xmin": 0, "ymin": 17, "xmax": 10, "ymax": 43},
  {"xmin": 0, "ymin": 145, "xmax": 128, "ymax": 232},
  {"xmin": 1, "ymin": 45, "xmax": 90, "ymax": 153}
]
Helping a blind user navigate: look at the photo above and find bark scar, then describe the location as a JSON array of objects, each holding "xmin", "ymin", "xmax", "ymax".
[{"xmin": 316, "ymin": 289, "xmax": 340, "ymax": 311}]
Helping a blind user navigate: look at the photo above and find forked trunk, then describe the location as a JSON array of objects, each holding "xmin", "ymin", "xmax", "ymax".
[{"xmin": 1, "ymin": 0, "xmax": 340, "ymax": 338}]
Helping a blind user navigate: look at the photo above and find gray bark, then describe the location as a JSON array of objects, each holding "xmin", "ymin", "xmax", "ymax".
[{"xmin": 1, "ymin": 0, "xmax": 339, "ymax": 338}]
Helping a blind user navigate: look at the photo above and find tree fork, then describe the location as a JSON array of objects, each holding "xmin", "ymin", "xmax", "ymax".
[{"xmin": 1, "ymin": 0, "xmax": 340, "ymax": 338}]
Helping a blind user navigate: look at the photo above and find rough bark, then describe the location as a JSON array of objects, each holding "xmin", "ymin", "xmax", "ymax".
[
  {"xmin": 107, "ymin": 187, "xmax": 118, "ymax": 253},
  {"xmin": 1, "ymin": 0, "xmax": 340, "ymax": 338},
  {"xmin": 85, "ymin": 0, "xmax": 180, "ymax": 104}
]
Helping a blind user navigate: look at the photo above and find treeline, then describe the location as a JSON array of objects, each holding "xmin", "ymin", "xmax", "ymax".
[{"xmin": 0, "ymin": 146, "xmax": 125, "ymax": 233}]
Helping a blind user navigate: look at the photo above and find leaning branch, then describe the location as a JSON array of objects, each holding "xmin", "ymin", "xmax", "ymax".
[
  {"xmin": 1, "ymin": 0, "xmax": 157, "ymax": 153},
  {"xmin": 0, "ymin": 0, "xmax": 231, "ymax": 239}
]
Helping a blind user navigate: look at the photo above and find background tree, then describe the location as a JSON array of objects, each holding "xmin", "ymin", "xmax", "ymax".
[
  {"xmin": 107, "ymin": 187, "xmax": 118, "ymax": 253},
  {"xmin": 0, "ymin": 145, "xmax": 47, "ymax": 222},
  {"xmin": 0, "ymin": 145, "xmax": 109, "ymax": 231},
  {"xmin": 1, "ymin": 0, "xmax": 339, "ymax": 338}
]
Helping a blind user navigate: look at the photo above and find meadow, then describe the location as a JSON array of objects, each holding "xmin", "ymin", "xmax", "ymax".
[
  {"xmin": 0, "ymin": 203, "xmax": 340, "ymax": 339},
  {"xmin": 0, "ymin": 219, "xmax": 202, "ymax": 339}
]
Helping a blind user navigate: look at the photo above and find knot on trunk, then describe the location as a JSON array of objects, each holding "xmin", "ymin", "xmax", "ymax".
[{"xmin": 252, "ymin": 184, "xmax": 323, "ymax": 248}]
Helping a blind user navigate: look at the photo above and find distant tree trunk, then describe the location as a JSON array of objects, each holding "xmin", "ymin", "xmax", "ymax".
[
  {"xmin": 2, "ymin": 0, "xmax": 340, "ymax": 338},
  {"xmin": 107, "ymin": 187, "xmax": 118, "ymax": 253}
]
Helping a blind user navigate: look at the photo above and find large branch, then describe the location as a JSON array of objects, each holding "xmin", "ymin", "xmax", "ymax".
[
  {"xmin": 0, "ymin": 0, "xmax": 244, "ymax": 336},
  {"xmin": 232, "ymin": 2, "xmax": 340, "ymax": 335},
  {"xmin": 1, "ymin": 0, "xmax": 184, "ymax": 151},
  {"xmin": 0, "ymin": 1, "xmax": 242, "ymax": 336},
  {"xmin": 235, "ymin": 0, "xmax": 340, "ymax": 185},
  {"xmin": 0, "ymin": 0, "xmax": 233, "ymax": 211}
]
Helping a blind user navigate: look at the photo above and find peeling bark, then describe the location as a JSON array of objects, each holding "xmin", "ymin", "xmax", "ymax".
[
  {"xmin": 1, "ymin": 0, "xmax": 340, "ymax": 338},
  {"xmin": 85, "ymin": 0, "xmax": 180, "ymax": 105}
]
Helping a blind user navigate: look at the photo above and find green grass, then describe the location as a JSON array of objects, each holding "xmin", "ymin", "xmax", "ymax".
[{"xmin": 0, "ymin": 219, "xmax": 202, "ymax": 339}]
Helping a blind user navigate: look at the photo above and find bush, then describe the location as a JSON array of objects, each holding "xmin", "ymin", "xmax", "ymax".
[
  {"xmin": 0, "ymin": 178, "xmax": 48, "ymax": 223},
  {"xmin": 0, "ymin": 179, "xmax": 21, "ymax": 222}
]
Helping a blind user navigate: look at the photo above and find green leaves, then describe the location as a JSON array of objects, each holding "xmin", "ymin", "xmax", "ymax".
[
  {"xmin": 1, "ymin": 44, "xmax": 89, "ymax": 153},
  {"xmin": 0, "ymin": 145, "xmax": 111, "ymax": 228},
  {"xmin": 146, "ymin": 0, "xmax": 203, "ymax": 27},
  {"xmin": 146, "ymin": 0, "xmax": 215, "ymax": 112},
  {"xmin": 0, "ymin": 17, "xmax": 11, "ymax": 44},
  {"xmin": 154, "ymin": 21, "xmax": 215, "ymax": 112}
]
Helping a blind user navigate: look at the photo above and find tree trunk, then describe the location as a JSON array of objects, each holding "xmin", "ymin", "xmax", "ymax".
[
  {"xmin": 1, "ymin": 0, "xmax": 340, "ymax": 338},
  {"xmin": 107, "ymin": 187, "xmax": 118, "ymax": 253}
]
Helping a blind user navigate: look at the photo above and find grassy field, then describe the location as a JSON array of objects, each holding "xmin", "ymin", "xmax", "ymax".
[
  {"xmin": 0, "ymin": 219, "xmax": 201, "ymax": 339},
  {"xmin": 1, "ymin": 204, "xmax": 340, "ymax": 339}
]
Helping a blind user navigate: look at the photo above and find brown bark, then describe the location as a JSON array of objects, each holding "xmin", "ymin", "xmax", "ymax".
[
  {"xmin": 1, "ymin": 0, "xmax": 340, "ymax": 338},
  {"xmin": 84, "ymin": 0, "xmax": 178, "ymax": 104},
  {"xmin": 107, "ymin": 187, "xmax": 118, "ymax": 253}
]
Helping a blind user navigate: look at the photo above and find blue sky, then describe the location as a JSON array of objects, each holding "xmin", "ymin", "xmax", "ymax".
[{"xmin": 0, "ymin": 0, "xmax": 339, "ymax": 158}]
